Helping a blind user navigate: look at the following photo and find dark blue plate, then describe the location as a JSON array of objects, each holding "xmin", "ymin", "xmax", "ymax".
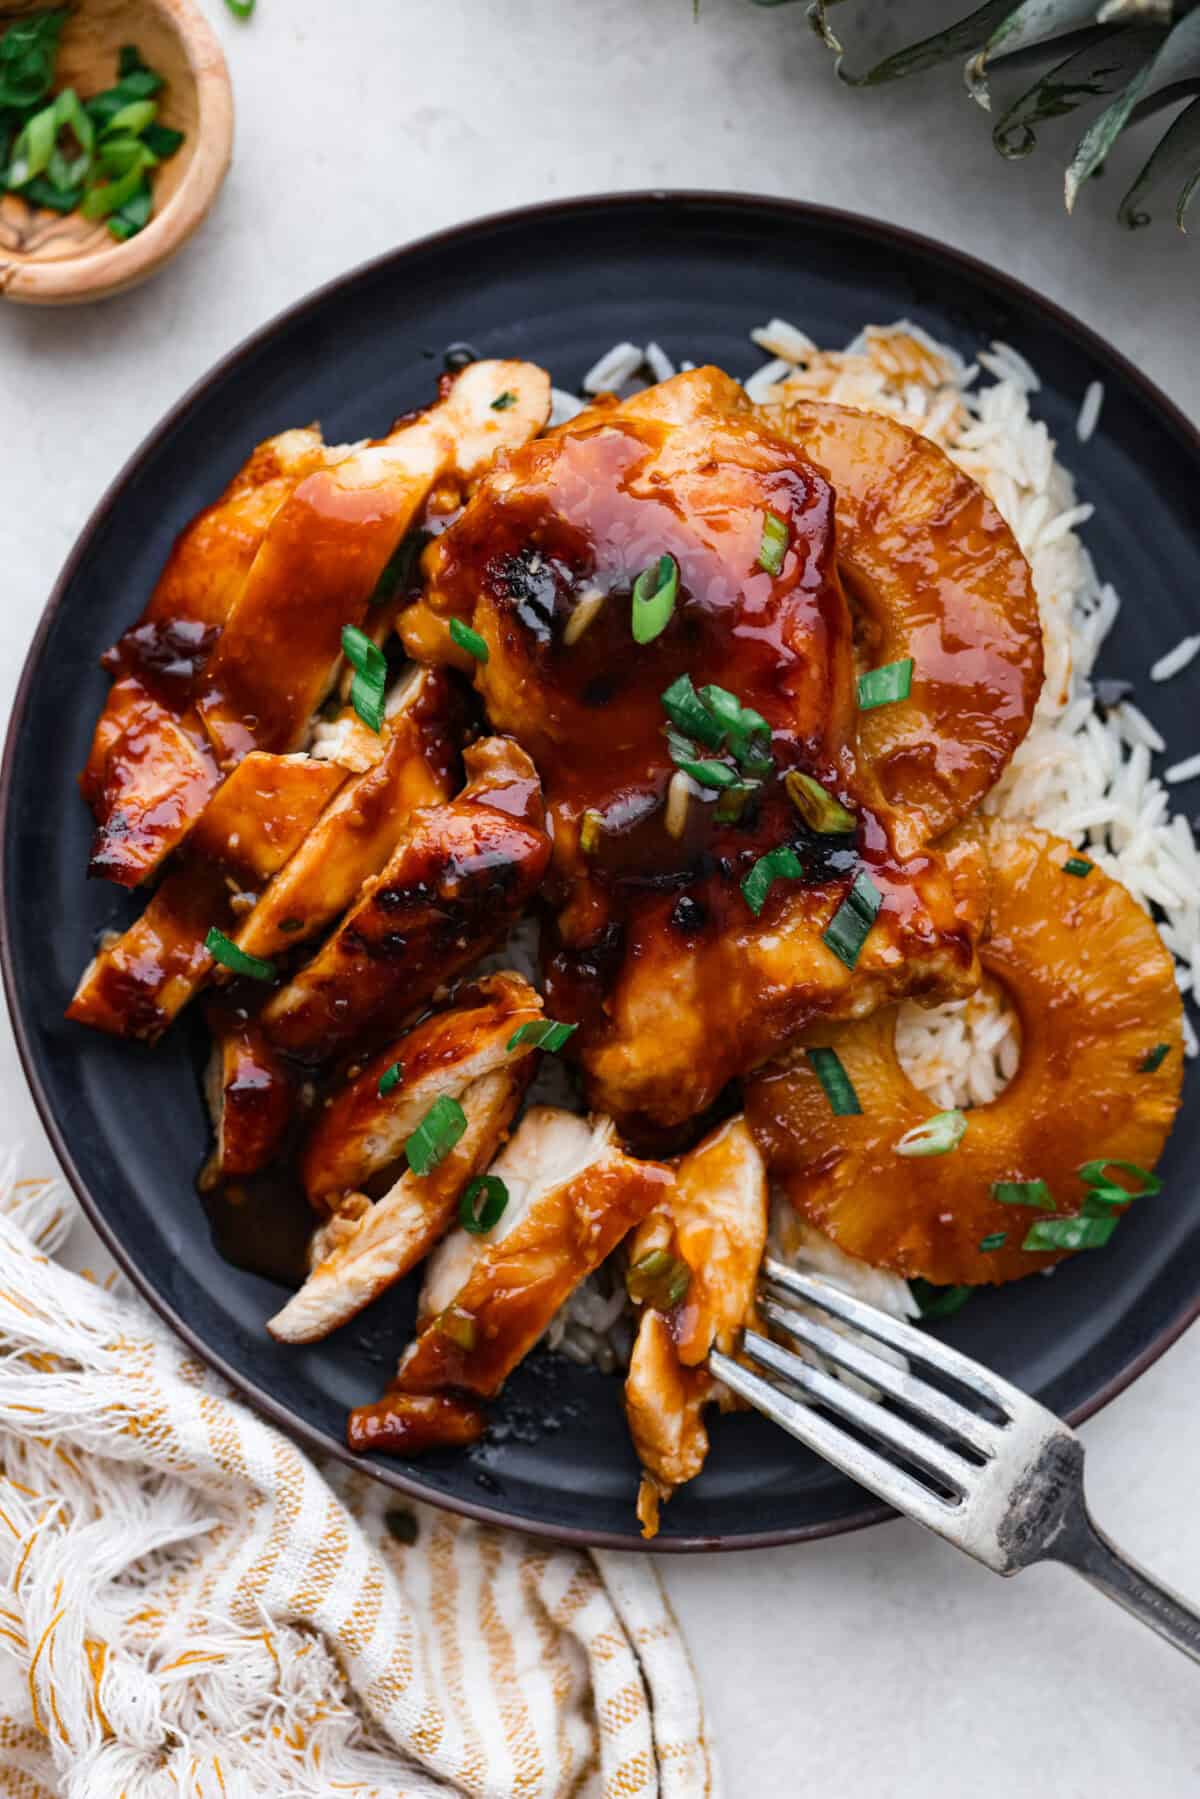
[{"xmin": 3, "ymin": 193, "xmax": 1198, "ymax": 1549}]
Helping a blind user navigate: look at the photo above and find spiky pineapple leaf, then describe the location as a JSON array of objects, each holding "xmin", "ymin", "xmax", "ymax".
[
  {"xmin": 967, "ymin": 0, "xmax": 1112, "ymax": 109},
  {"xmin": 1066, "ymin": 9, "xmax": 1200, "ymax": 208},
  {"xmin": 826, "ymin": 0, "xmax": 1016, "ymax": 86},
  {"xmin": 1119, "ymin": 88, "xmax": 1200, "ymax": 223},
  {"xmin": 993, "ymin": 24, "xmax": 1165, "ymax": 154}
]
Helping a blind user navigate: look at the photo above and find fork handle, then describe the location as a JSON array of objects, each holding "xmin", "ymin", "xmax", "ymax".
[{"xmin": 1051, "ymin": 1506, "xmax": 1200, "ymax": 1665}]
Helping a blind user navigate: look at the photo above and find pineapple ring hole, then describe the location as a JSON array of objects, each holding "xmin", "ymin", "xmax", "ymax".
[{"xmin": 893, "ymin": 976, "xmax": 1022, "ymax": 1113}]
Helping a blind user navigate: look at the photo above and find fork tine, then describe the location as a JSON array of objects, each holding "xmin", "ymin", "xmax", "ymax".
[
  {"xmin": 757, "ymin": 1295, "xmax": 1001, "ymax": 1460},
  {"xmin": 739, "ymin": 1330, "xmax": 976, "ymax": 1494},
  {"xmin": 709, "ymin": 1349, "xmax": 964, "ymax": 1536},
  {"xmin": 761, "ymin": 1258, "xmax": 1014, "ymax": 1414}
]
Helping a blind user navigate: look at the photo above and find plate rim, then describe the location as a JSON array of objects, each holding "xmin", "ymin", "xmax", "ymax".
[{"xmin": 4, "ymin": 188, "xmax": 1199, "ymax": 1553}]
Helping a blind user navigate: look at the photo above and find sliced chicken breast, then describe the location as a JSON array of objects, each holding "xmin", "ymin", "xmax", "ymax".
[
  {"xmin": 68, "ymin": 752, "xmax": 345, "ymax": 1040},
  {"xmin": 624, "ymin": 1117, "xmax": 768, "ymax": 1536},
  {"xmin": 267, "ymin": 980, "xmax": 542, "ymax": 1343},
  {"xmin": 260, "ymin": 737, "xmax": 551, "ymax": 1061},
  {"xmin": 387, "ymin": 1107, "xmax": 671, "ymax": 1400},
  {"xmin": 204, "ymin": 1020, "xmax": 293, "ymax": 1178}
]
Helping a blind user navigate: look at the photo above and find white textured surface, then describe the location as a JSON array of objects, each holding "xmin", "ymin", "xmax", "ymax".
[{"xmin": 2, "ymin": 3, "xmax": 1200, "ymax": 1793}]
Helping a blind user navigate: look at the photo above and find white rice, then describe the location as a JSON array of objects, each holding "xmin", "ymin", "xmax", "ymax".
[
  {"xmin": 582, "ymin": 341, "xmax": 642, "ymax": 394},
  {"xmin": 1077, "ymin": 380, "xmax": 1104, "ymax": 443},
  {"xmin": 1152, "ymin": 634, "xmax": 1200, "ymax": 682},
  {"xmin": 1166, "ymin": 752, "xmax": 1200, "ymax": 786}
]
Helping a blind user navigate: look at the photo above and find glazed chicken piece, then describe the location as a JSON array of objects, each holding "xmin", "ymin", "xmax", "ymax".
[
  {"xmin": 349, "ymin": 1108, "xmax": 670, "ymax": 1445},
  {"xmin": 414, "ymin": 366, "xmax": 998, "ymax": 1134},
  {"xmin": 260, "ymin": 737, "xmax": 551, "ymax": 1062},
  {"xmin": 67, "ymin": 751, "xmax": 346, "ymax": 1040},
  {"xmin": 747, "ymin": 823, "xmax": 1184, "ymax": 1287},
  {"xmin": 233, "ymin": 667, "xmax": 460, "ymax": 963},
  {"xmin": 624, "ymin": 1118, "xmax": 768, "ymax": 1537},
  {"xmin": 760, "ymin": 398, "xmax": 1043, "ymax": 842},
  {"xmin": 205, "ymin": 1019, "xmax": 293, "ymax": 1179},
  {"xmin": 81, "ymin": 426, "xmax": 329, "ymax": 886},
  {"xmin": 86, "ymin": 361, "xmax": 551, "ymax": 888},
  {"xmin": 267, "ymin": 973, "xmax": 543, "ymax": 1343}
]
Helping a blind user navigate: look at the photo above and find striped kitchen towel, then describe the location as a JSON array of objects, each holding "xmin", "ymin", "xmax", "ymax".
[{"xmin": 0, "ymin": 1161, "xmax": 719, "ymax": 1798}]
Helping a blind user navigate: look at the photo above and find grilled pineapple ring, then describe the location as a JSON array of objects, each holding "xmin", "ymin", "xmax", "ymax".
[
  {"xmin": 761, "ymin": 399, "xmax": 1043, "ymax": 842},
  {"xmin": 746, "ymin": 824, "xmax": 1183, "ymax": 1287}
]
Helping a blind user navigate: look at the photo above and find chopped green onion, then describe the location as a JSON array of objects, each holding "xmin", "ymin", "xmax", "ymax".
[
  {"xmin": 631, "ymin": 553, "xmax": 679, "ymax": 644},
  {"xmin": 661, "ymin": 674, "xmax": 724, "ymax": 749},
  {"xmin": 757, "ymin": 510, "xmax": 788, "ymax": 576},
  {"xmin": 142, "ymin": 121, "xmax": 184, "ymax": 159},
  {"xmin": 806, "ymin": 1046, "xmax": 861, "ymax": 1117},
  {"xmin": 224, "ymin": 0, "xmax": 256, "ymax": 17},
  {"xmin": 626, "ymin": 1249, "xmax": 691, "ymax": 1309},
  {"xmin": 459, "ymin": 1174, "xmax": 509, "ymax": 1235},
  {"xmin": 784, "ymin": 770, "xmax": 856, "ymax": 835},
  {"xmin": 341, "ymin": 624, "xmax": 387, "ymax": 733},
  {"xmin": 80, "ymin": 153, "xmax": 151, "ymax": 219},
  {"xmin": 106, "ymin": 180, "xmax": 151, "ymax": 241},
  {"xmin": 1077, "ymin": 1159, "xmax": 1162, "ymax": 1201},
  {"xmin": 1140, "ymin": 1043, "xmax": 1171, "ymax": 1073},
  {"xmin": 910, "ymin": 1279, "xmax": 973, "ymax": 1321},
  {"xmin": 579, "ymin": 809, "xmax": 603, "ymax": 856},
  {"xmin": 822, "ymin": 869, "xmax": 882, "ymax": 970},
  {"xmin": 0, "ymin": 12, "xmax": 66, "ymax": 113},
  {"xmin": 993, "ymin": 1178, "xmax": 1054, "ymax": 1210},
  {"xmin": 699, "ymin": 684, "xmax": 771, "ymax": 757},
  {"xmin": 449, "ymin": 617, "xmax": 488, "ymax": 662},
  {"xmin": 741, "ymin": 844, "xmax": 805, "ymax": 916},
  {"xmin": 857, "ymin": 658, "xmax": 914, "ymax": 711},
  {"xmin": 895, "ymin": 1110, "xmax": 967, "ymax": 1159},
  {"xmin": 979, "ymin": 1232, "xmax": 1008, "ymax": 1252},
  {"xmin": 490, "ymin": 390, "xmax": 516, "ymax": 411},
  {"xmin": 204, "ymin": 927, "xmax": 276, "ymax": 983},
  {"xmin": 1022, "ymin": 1215, "xmax": 1117, "ymax": 1253},
  {"xmin": 377, "ymin": 1062, "xmax": 403, "ymax": 1097},
  {"xmin": 714, "ymin": 780, "xmax": 756, "ymax": 824},
  {"xmin": 405, "ymin": 1095, "xmax": 467, "ymax": 1177},
  {"xmin": 665, "ymin": 728, "xmax": 738, "ymax": 791},
  {"xmin": 435, "ymin": 1305, "xmax": 476, "ymax": 1350},
  {"xmin": 507, "ymin": 1018, "xmax": 577, "ymax": 1053},
  {"xmin": 101, "ymin": 97, "xmax": 156, "ymax": 138},
  {"xmin": 1062, "ymin": 856, "xmax": 1093, "ymax": 877}
]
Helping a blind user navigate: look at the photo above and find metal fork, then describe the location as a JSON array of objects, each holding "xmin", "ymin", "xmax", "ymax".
[{"xmin": 709, "ymin": 1257, "xmax": 1200, "ymax": 1663}]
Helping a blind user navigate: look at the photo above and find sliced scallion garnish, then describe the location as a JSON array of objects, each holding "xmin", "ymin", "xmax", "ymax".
[
  {"xmin": 806, "ymin": 1045, "xmax": 860, "ymax": 1116},
  {"xmin": 979, "ymin": 1232, "xmax": 1008, "ymax": 1252},
  {"xmin": 1077, "ymin": 1159, "xmax": 1162, "ymax": 1201},
  {"xmin": 204, "ymin": 927, "xmax": 276, "ymax": 983},
  {"xmin": 895, "ymin": 1110, "xmax": 967, "ymax": 1159},
  {"xmin": 757, "ymin": 510, "xmax": 788, "ymax": 576},
  {"xmin": 784, "ymin": 770, "xmax": 856, "ymax": 835},
  {"xmin": 1022, "ymin": 1215, "xmax": 1117, "ymax": 1253},
  {"xmin": 490, "ymin": 389, "xmax": 516, "ymax": 411},
  {"xmin": 993, "ymin": 1178, "xmax": 1054, "ymax": 1210},
  {"xmin": 741, "ymin": 845, "xmax": 804, "ymax": 916},
  {"xmin": 435, "ymin": 1305, "xmax": 476, "ymax": 1350},
  {"xmin": 1062, "ymin": 856, "xmax": 1093, "ymax": 877},
  {"xmin": 377, "ymin": 1062, "xmax": 403, "ymax": 1097},
  {"xmin": 910, "ymin": 1279, "xmax": 973, "ymax": 1321},
  {"xmin": 341, "ymin": 624, "xmax": 387, "ymax": 733},
  {"xmin": 579, "ymin": 809, "xmax": 603, "ymax": 856},
  {"xmin": 1140, "ymin": 1043, "xmax": 1171, "ymax": 1073},
  {"xmin": 626, "ymin": 1249, "xmax": 691, "ymax": 1309},
  {"xmin": 661, "ymin": 673, "xmax": 724, "ymax": 749},
  {"xmin": 857, "ymin": 658, "xmax": 914, "ymax": 711},
  {"xmin": 224, "ymin": 0, "xmax": 256, "ymax": 18},
  {"xmin": 507, "ymin": 1018, "xmax": 577, "ymax": 1053},
  {"xmin": 449, "ymin": 617, "xmax": 488, "ymax": 662},
  {"xmin": 459, "ymin": 1174, "xmax": 509, "ymax": 1234},
  {"xmin": 631, "ymin": 553, "xmax": 679, "ymax": 644},
  {"xmin": 665, "ymin": 728, "xmax": 738, "ymax": 791},
  {"xmin": 822, "ymin": 869, "xmax": 882, "ymax": 970},
  {"xmin": 405, "ymin": 1095, "xmax": 467, "ymax": 1177}
]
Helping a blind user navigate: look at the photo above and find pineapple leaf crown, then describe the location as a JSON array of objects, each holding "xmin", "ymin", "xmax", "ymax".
[{"xmin": 772, "ymin": 0, "xmax": 1200, "ymax": 229}]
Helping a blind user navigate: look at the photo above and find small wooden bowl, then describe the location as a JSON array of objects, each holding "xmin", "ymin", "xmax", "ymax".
[{"xmin": 0, "ymin": 0, "xmax": 233, "ymax": 305}]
